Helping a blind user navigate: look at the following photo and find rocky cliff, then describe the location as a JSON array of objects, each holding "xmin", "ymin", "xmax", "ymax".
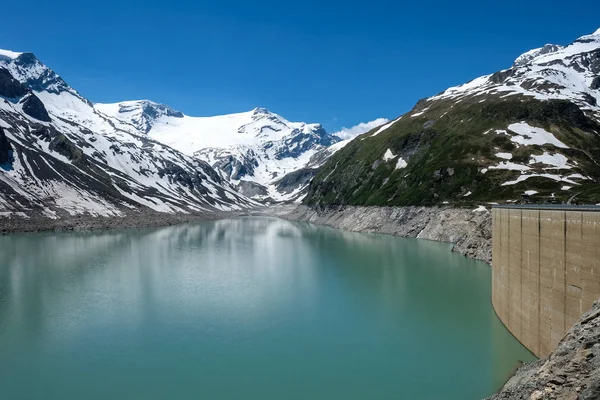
[{"xmin": 489, "ymin": 300, "xmax": 600, "ymax": 400}]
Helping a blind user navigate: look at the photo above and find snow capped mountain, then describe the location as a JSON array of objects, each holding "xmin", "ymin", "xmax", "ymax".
[
  {"xmin": 97, "ymin": 101, "xmax": 343, "ymax": 202},
  {"xmin": 305, "ymin": 28, "xmax": 600, "ymax": 207},
  {"xmin": 0, "ymin": 51, "xmax": 256, "ymax": 219},
  {"xmin": 95, "ymin": 100, "xmax": 184, "ymax": 133},
  {"xmin": 429, "ymin": 28, "xmax": 600, "ymax": 114},
  {"xmin": 513, "ymin": 44, "xmax": 564, "ymax": 67}
]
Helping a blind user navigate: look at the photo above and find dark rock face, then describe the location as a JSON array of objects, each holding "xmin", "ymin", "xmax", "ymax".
[
  {"xmin": 274, "ymin": 168, "xmax": 318, "ymax": 195},
  {"xmin": 0, "ymin": 128, "xmax": 13, "ymax": 167},
  {"xmin": 20, "ymin": 93, "xmax": 51, "ymax": 122},
  {"xmin": 489, "ymin": 69, "xmax": 516, "ymax": 84},
  {"xmin": 141, "ymin": 103, "xmax": 183, "ymax": 120},
  {"xmin": 48, "ymin": 134, "xmax": 84, "ymax": 163},
  {"xmin": 157, "ymin": 161, "xmax": 220, "ymax": 193},
  {"xmin": 213, "ymin": 153, "xmax": 258, "ymax": 181},
  {"xmin": 591, "ymin": 76, "xmax": 600, "ymax": 90},
  {"xmin": 513, "ymin": 44, "xmax": 563, "ymax": 67},
  {"xmin": 12, "ymin": 53, "xmax": 71, "ymax": 94},
  {"xmin": 488, "ymin": 300, "xmax": 600, "ymax": 400},
  {"xmin": 0, "ymin": 68, "xmax": 28, "ymax": 98},
  {"xmin": 275, "ymin": 126, "xmax": 340, "ymax": 159}
]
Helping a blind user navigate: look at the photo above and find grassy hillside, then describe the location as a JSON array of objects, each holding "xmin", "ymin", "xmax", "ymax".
[{"xmin": 304, "ymin": 95, "xmax": 600, "ymax": 207}]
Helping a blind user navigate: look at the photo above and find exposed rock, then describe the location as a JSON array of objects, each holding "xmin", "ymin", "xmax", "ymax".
[
  {"xmin": 272, "ymin": 205, "xmax": 492, "ymax": 263},
  {"xmin": 48, "ymin": 133, "xmax": 84, "ymax": 162},
  {"xmin": 236, "ymin": 180, "xmax": 268, "ymax": 198},
  {"xmin": 488, "ymin": 300, "xmax": 600, "ymax": 400},
  {"xmin": 273, "ymin": 167, "xmax": 317, "ymax": 197},
  {"xmin": 20, "ymin": 93, "xmax": 51, "ymax": 122},
  {"xmin": 0, "ymin": 128, "xmax": 12, "ymax": 166},
  {"xmin": 0, "ymin": 68, "xmax": 28, "ymax": 98},
  {"xmin": 210, "ymin": 152, "xmax": 258, "ymax": 181}
]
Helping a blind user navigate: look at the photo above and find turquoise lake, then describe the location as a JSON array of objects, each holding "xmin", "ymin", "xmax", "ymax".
[{"xmin": 0, "ymin": 217, "xmax": 535, "ymax": 399}]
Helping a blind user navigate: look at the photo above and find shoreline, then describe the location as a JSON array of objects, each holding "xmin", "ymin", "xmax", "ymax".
[
  {"xmin": 0, "ymin": 210, "xmax": 248, "ymax": 234},
  {"xmin": 261, "ymin": 204, "xmax": 493, "ymax": 264},
  {"xmin": 3, "ymin": 204, "xmax": 493, "ymax": 264}
]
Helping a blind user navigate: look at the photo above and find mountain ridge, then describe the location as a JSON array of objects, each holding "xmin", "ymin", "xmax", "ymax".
[
  {"xmin": 96, "ymin": 100, "xmax": 345, "ymax": 201},
  {"xmin": 0, "ymin": 51, "xmax": 257, "ymax": 220},
  {"xmin": 304, "ymin": 28, "xmax": 600, "ymax": 208}
]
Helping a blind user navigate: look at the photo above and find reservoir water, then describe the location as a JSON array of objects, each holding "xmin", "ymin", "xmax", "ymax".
[{"xmin": 0, "ymin": 217, "xmax": 535, "ymax": 399}]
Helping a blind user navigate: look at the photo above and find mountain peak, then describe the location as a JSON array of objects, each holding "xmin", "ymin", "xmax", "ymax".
[
  {"xmin": 252, "ymin": 107, "xmax": 271, "ymax": 115},
  {"xmin": 513, "ymin": 44, "xmax": 562, "ymax": 66},
  {"xmin": 95, "ymin": 100, "xmax": 183, "ymax": 133}
]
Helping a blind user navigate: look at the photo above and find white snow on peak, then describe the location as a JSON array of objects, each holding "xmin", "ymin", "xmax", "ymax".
[
  {"xmin": 428, "ymin": 28, "xmax": 600, "ymax": 112},
  {"xmin": 96, "ymin": 101, "xmax": 341, "ymax": 201},
  {"xmin": 513, "ymin": 44, "xmax": 563, "ymax": 66},
  {"xmin": 594, "ymin": 27, "xmax": 600, "ymax": 36},
  {"xmin": 0, "ymin": 49, "xmax": 22, "ymax": 59}
]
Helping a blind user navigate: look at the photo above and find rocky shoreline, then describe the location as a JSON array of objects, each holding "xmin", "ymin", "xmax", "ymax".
[
  {"xmin": 267, "ymin": 204, "xmax": 493, "ymax": 263},
  {"xmin": 0, "ymin": 210, "xmax": 243, "ymax": 234},
  {"xmin": 488, "ymin": 300, "xmax": 600, "ymax": 400}
]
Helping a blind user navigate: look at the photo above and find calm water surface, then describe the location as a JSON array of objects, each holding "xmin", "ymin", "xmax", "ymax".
[{"xmin": 0, "ymin": 217, "xmax": 534, "ymax": 399}]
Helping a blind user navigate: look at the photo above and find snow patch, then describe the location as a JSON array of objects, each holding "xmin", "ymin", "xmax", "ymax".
[
  {"xmin": 502, "ymin": 173, "xmax": 580, "ymax": 186},
  {"xmin": 529, "ymin": 152, "xmax": 571, "ymax": 169},
  {"xmin": 508, "ymin": 122, "xmax": 568, "ymax": 148},
  {"xmin": 382, "ymin": 149, "xmax": 397, "ymax": 161},
  {"xmin": 0, "ymin": 49, "xmax": 23, "ymax": 59},
  {"xmin": 395, "ymin": 157, "xmax": 408, "ymax": 170},
  {"xmin": 370, "ymin": 117, "xmax": 401, "ymax": 138}
]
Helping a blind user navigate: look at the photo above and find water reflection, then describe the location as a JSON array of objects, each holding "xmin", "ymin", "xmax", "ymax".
[{"xmin": 0, "ymin": 217, "xmax": 535, "ymax": 400}]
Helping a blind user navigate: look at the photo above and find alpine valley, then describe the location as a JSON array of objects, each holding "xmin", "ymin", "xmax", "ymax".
[
  {"xmin": 1, "ymin": 27, "xmax": 600, "ymax": 223},
  {"xmin": 0, "ymin": 49, "xmax": 357, "ymax": 223},
  {"xmin": 2, "ymin": 20, "xmax": 600, "ymax": 400}
]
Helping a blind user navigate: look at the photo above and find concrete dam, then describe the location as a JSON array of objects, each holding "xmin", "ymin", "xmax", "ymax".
[{"xmin": 492, "ymin": 205, "xmax": 600, "ymax": 358}]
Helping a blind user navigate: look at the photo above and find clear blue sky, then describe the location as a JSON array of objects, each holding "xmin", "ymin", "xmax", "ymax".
[{"xmin": 2, "ymin": 0, "xmax": 599, "ymax": 131}]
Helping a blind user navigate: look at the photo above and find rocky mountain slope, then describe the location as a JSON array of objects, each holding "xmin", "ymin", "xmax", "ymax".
[
  {"xmin": 489, "ymin": 300, "xmax": 600, "ymax": 400},
  {"xmin": 0, "ymin": 50, "xmax": 256, "ymax": 220},
  {"xmin": 96, "ymin": 101, "xmax": 343, "ymax": 202},
  {"xmin": 272, "ymin": 204, "xmax": 492, "ymax": 262},
  {"xmin": 304, "ymin": 28, "xmax": 600, "ymax": 207}
]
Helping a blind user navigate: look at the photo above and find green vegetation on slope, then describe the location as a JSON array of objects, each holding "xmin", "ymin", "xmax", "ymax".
[{"xmin": 305, "ymin": 96, "xmax": 600, "ymax": 207}]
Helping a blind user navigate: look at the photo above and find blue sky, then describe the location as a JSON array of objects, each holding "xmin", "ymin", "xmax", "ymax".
[{"xmin": 2, "ymin": 0, "xmax": 599, "ymax": 132}]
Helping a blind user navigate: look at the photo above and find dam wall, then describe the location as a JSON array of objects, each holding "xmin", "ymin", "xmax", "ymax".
[{"xmin": 492, "ymin": 205, "xmax": 600, "ymax": 357}]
